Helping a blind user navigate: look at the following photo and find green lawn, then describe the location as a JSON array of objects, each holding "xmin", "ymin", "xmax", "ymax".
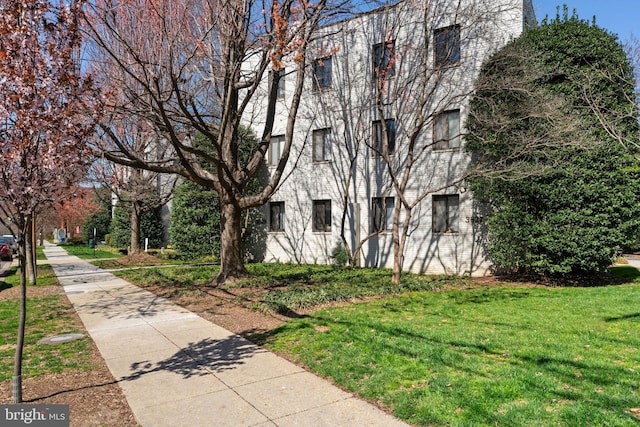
[
  {"xmin": 260, "ymin": 283, "xmax": 640, "ymax": 426},
  {"xmin": 60, "ymin": 243, "xmax": 123, "ymax": 259},
  {"xmin": 2, "ymin": 264, "xmax": 58, "ymax": 287},
  {"xmin": 0, "ymin": 295, "xmax": 95, "ymax": 382},
  {"xmin": 90, "ymin": 261, "xmax": 640, "ymax": 425},
  {"xmin": 0, "ymin": 264, "xmax": 96, "ymax": 383}
]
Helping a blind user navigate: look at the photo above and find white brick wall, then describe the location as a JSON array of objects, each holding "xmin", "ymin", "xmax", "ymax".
[{"xmin": 247, "ymin": 0, "xmax": 532, "ymax": 276}]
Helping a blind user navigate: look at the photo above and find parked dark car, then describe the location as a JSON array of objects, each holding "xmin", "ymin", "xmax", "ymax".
[
  {"xmin": 2, "ymin": 235, "xmax": 17, "ymax": 253},
  {"xmin": 0, "ymin": 242, "xmax": 12, "ymax": 261}
]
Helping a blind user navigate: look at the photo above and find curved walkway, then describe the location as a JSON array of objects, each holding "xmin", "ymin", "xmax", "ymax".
[{"xmin": 43, "ymin": 243, "xmax": 409, "ymax": 427}]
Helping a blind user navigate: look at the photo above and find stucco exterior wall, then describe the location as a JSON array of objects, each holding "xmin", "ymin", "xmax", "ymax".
[{"xmin": 245, "ymin": 0, "xmax": 533, "ymax": 276}]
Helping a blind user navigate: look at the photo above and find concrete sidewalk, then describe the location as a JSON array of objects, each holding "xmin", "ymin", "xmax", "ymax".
[
  {"xmin": 43, "ymin": 243, "xmax": 409, "ymax": 427},
  {"xmin": 625, "ymin": 254, "xmax": 640, "ymax": 270}
]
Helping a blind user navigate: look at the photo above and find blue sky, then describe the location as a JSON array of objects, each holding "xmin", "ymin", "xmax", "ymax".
[{"xmin": 534, "ymin": 1, "xmax": 638, "ymax": 41}]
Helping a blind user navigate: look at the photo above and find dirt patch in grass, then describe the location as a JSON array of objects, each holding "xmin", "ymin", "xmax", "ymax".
[
  {"xmin": 108, "ymin": 252, "xmax": 165, "ymax": 267},
  {"xmin": 0, "ymin": 285, "xmax": 63, "ymax": 301}
]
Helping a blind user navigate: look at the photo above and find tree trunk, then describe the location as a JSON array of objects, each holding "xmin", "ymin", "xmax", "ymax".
[
  {"xmin": 215, "ymin": 200, "xmax": 248, "ymax": 285},
  {"xmin": 391, "ymin": 206, "xmax": 411, "ymax": 285},
  {"xmin": 13, "ymin": 233, "xmax": 28, "ymax": 403},
  {"xmin": 129, "ymin": 201, "xmax": 142, "ymax": 255},
  {"xmin": 392, "ymin": 241, "xmax": 403, "ymax": 285},
  {"xmin": 25, "ymin": 216, "xmax": 36, "ymax": 285}
]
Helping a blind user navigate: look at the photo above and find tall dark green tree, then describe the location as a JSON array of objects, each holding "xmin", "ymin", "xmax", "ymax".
[
  {"xmin": 110, "ymin": 204, "xmax": 165, "ymax": 250},
  {"xmin": 169, "ymin": 127, "xmax": 266, "ymax": 261},
  {"xmin": 170, "ymin": 181, "xmax": 221, "ymax": 259},
  {"xmin": 466, "ymin": 9, "xmax": 640, "ymax": 275}
]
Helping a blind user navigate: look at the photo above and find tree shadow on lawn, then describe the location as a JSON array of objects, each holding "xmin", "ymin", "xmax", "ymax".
[
  {"xmin": 605, "ymin": 312, "xmax": 640, "ymax": 322},
  {"xmin": 496, "ymin": 267, "xmax": 640, "ymax": 287}
]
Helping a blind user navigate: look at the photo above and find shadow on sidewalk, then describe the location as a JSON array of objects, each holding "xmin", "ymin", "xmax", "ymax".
[{"xmin": 122, "ymin": 335, "xmax": 260, "ymax": 380}]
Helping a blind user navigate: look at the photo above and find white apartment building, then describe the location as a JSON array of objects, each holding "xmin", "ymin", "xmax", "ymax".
[{"xmin": 248, "ymin": 0, "xmax": 536, "ymax": 276}]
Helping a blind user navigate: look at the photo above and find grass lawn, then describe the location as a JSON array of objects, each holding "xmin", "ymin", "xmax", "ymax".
[
  {"xmin": 99, "ymin": 261, "xmax": 640, "ymax": 425},
  {"xmin": 0, "ymin": 265, "xmax": 93, "ymax": 382},
  {"xmin": 2, "ymin": 264, "xmax": 59, "ymax": 288},
  {"xmin": 0, "ymin": 296, "xmax": 95, "ymax": 382},
  {"xmin": 259, "ymin": 280, "xmax": 640, "ymax": 426},
  {"xmin": 0, "ymin": 264, "xmax": 96, "ymax": 383},
  {"xmin": 60, "ymin": 244, "xmax": 123, "ymax": 259}
]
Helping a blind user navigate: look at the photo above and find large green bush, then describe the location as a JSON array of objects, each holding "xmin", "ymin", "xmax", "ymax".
[
  {"xmin": 466, "ymin": 11, "xmax": 640, "ymax": 275},
  {"xmin": 169, "ymin": 180, "xmax": 221, "ymax": 259},
  {"xmin": 109, "ymin": 204, "xmax": 165, "ymax": 250}
]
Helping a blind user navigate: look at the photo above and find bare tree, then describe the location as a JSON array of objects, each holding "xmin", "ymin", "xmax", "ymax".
[
  {"xmin": 83, "ymin": 0, "xmax": 344, "ymax": 284},
  {"xmin": 93, "ymin": 119, "xmax": 177, "ymax": 254}
]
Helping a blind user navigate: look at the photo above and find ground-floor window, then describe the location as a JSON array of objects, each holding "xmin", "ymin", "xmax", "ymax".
[
  {"xmin": 312, "ymin": 199, "xmax": 332, "ymax": 232},
  {"xmin": 372, "ymin": 197, "xmax": 394, "ymax": 232},
  {"xmin": 269, "ymin": 201, "xmax": 285, "ymax": 232},
  {"xmin": 432, "ymin": 194, "xmax": 459, "ymax": 233}
]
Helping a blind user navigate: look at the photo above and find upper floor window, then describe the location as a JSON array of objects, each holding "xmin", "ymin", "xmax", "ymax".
[
  {"xmin": 268, "ymin": 135, "xmax": 285, "ymax": 166},
  {"xmin": 372, "ymin": 41, "xmax": 396, "ymax": 79},
  {"xmin": 313, "ymin": 128, "xmax": 332, "ymax": 162},
  {"xmin": 372, "ymin": 197, "xmax": 394, "ymax": 232},
  {"xmin": 269, "ymin": 201, "xmax": 285, "ymax": 232},
  {"xmin": 372, "ymin": 119, "xmax": 396, "ymax": 156},
  {"xmin": 433, "ymin": 194, "xmax": 459, "ymax": 233},
  {"xmin": 434, "ymin": 25, "xmax": 461, "ymax": 67},
  {"xmin": 434, "ymin": 109, "xmax": 461, "ymax": 150},
  {"xmin": 270, "ymin": 69, "xmax": 285, "ymax": 99},
  {"xmin": 313, "ymin": 56, "xmax": 332, "ymax": 89},
  {"xmin": 312, "ymin": 199, "xmax": 332, "ymax": 232}
]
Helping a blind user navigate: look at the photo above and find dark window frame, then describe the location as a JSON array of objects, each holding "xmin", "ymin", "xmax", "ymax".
[
  {"xmin": 434, "ymin": 25, "xmax": 461, "ymax": 67},
  {"xmin": 268, "ymin": 134, "xmax": 285, "ymax": 166},
  {"xmin": 312, "ymin": 199, "xmax": 332, "ymax": 232},
  {"xmin": 432, "ymin": 194, "xmax": 460, "ymax": 233},
  {"xmin": 372, "ymin": 118, "xmax": 396, "ymax": 156},
  {"xmin": 313, "ymin": 56, "xmax": 332, "ymax": 90},
  {"xmin": 372, "ymin": 40, "xmax": 396, "ymax": 79},
  {"xmin": 312, "ymin": 128, "xmax": 332, "ymax": 162},
  {"xmin": 269, "ymin": 201, "xmax": 285, "ymax": 232},
  {"xmin": 372, "ymin": 197, "xmax": 395, "ymax": 232},
  {"xmin": 434, "ymin": 109, "xmax": 461, "ymax": 150}
]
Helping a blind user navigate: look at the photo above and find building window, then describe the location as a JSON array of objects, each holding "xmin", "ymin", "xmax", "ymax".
[
  {"xmin": 433, "ymin": 195, "xmax": 459, "ymax": 233},
  {"xmin": 313, "ymin": 56, "xmax": 332, "ymax": 89},
  {"xmin": 372, "ymin": 41, "xmax": 395, "ymax": 79},
  {"xmin": 312, "ymin": 200, "xmax": 332, "ymax": 232},
  {"xmin": 313, "ymin": 128, "xmax": 332, "ymax": 162},
  {"xmin": 372, "ymin": 119, "xmax": 396, "ymax": 156},
  {"xmin": 268, "ymin": 135, "xmax": 285, "ymax": 166},
  {"xmin": 372, "ymin": 197, "xmax": 394, "ymax": 232},
  {"xmin": 270, "ymin": 68, "xmax": 285, "ymax": 99},
  {"xmin": 434, "ymin": 25, "xmax": 461, "ymax": 67},
  {"xmin": 269, "ymin": 202, "xmax": 285, "ymax": 232},
  {"xmin": 434, "ymin": 109, "xmax": 461, "ymax": 150}
]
